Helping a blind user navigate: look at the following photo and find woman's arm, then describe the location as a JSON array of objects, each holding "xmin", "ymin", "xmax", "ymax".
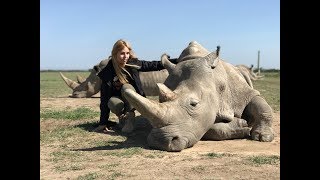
[{"xmin": 137, "ymin": 58, "xmax": 178, "ymax": 72}]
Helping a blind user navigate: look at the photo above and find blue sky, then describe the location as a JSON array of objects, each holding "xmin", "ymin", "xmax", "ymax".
[{"xmin": 40, "ymin": 0, "xmax": 279, "ymax": 70}]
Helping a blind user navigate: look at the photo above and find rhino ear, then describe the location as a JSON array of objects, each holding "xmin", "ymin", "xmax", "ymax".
[
  {"xmin": 203, "ymin": 51, "xmax": 219, "ymax": 69},
  {"xmin": 87, "ymin": 81, "xmax": 95, "ymax": 94},
  {"xmin": 76, "ymin": 75, "xmax": 86, "ymax": 83},
  {"xmin": 203, "ymin": 46, "xmax": 220, "ymax": 68}
]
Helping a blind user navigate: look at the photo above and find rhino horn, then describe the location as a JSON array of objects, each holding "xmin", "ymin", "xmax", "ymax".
[
  {"xmin": 59, "ymin": 72, "xmax": 79, "ymax": 89},
  {"xmin": 161, "ymin": 53, "xmax": 176, "ymax": 74},
  {"xmin": 76, "ymin": 75, "xmax": 86, "ymax": 83},
  {"xmin": 123, "ymin": 88, "xmax": 167, "ymax": 128},
  {"xmin": 157, "ymin": 83, "xmax": 177, "ymax": 103}
]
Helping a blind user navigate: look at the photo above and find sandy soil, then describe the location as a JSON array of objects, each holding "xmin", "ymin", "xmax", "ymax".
[{"xmin": 40, "ymin": 97, "xmax": 280, "ymax": 180}]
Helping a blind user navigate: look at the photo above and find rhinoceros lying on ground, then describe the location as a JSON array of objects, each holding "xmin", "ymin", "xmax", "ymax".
[
  {"xmin": 60, "ymin": 57, "xmax": 171, "ymax": 97},
  {"xmin": 60, "ymin": 41, "xmax": 210, "ymax": 98},
  {"xmin": 123, "ymin": 49, "xmax": 274, "ymax": 152},
  {"xmin": 235, "ymin": 64, "xmax": 264, "ymax": 88},
  {"xmin": 236, "ymin": 64, "xmax": 264, "ymax": 84}
]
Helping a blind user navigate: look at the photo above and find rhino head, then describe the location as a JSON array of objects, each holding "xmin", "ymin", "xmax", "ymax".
[
  {"xmin": 60, "ymin": 58, "xmax": 110, "ymax": 98},
  {"xmin": 123, "ymin": 44, "xmax": 263, "ymax": 151},
  {"xmin": 123, "ymin": 49, "xmax": 223, "ymax": 151},
  {"xmin": 60, "ymin": 70, "xmax": 102, "ymax": 98}
]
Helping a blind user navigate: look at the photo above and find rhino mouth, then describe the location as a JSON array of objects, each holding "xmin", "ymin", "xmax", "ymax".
[
  {"xmin": 70, "ymin": 91, "xmax": 88, "ymax": 98},
  {"xmin": 123, "ymin": 84, "xmax": 200, "ymax": 151},
  {"xmin": 147, "ymin": 127, "xmax": 190, "ymax": 152}
]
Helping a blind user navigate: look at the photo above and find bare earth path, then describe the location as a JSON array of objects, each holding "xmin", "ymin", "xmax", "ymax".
[{"xmin": 40, "ymin": 97, "xmax": 280, "ymax": 180}]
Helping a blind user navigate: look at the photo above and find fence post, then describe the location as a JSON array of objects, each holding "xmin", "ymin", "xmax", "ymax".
[{"xmin": 257, "ymin": 50, "xmax": 260, "ymax": 75}]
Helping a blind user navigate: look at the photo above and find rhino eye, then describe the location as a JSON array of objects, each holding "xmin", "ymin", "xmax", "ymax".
[{"xmin": 190, "ymin": 99, "xmax": 199, "ymax": 107}]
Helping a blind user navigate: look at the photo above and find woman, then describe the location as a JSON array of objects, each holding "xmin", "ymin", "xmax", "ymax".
[{"xmin": 93, "ymin": 39, "xmax": 177, "ymax": 133}]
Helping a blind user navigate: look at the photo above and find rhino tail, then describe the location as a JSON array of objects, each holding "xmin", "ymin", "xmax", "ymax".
[{"xmin": 59, "ymin": 72, "xmax": 79, "ymax": 90}]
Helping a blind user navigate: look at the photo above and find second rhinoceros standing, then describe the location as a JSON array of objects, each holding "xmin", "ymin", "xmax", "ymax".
[{"xmin": 123, "ymin": 49, "xmax": 274, "ymax": 152}]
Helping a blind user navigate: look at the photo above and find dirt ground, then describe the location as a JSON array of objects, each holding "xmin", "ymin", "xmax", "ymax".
[{"xmin": 40, "ymin": 97, "xmax": 280, "ymax": 180}]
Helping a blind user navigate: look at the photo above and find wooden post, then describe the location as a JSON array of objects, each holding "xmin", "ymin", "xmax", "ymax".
[{"xmin": 257, "ymin": 50, "xmax": 260, "ymax": 75}]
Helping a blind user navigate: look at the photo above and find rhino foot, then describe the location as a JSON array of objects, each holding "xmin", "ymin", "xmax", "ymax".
[
  {"xmin": 120, "ymin": 111, "xmax": 136, "ymax": 133},
  {"xmin": 250, "ymin": 126, "xmax": 274, "ymax": 142}
]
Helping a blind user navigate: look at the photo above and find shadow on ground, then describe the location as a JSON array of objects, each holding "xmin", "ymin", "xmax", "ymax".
[{"xmin": 72, "ymin": 115, "xmax": 154, "ymax": 151}]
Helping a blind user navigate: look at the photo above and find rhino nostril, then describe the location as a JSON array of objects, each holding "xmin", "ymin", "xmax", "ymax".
[{"xmin": 172, "ymin": 136, "xmax": 179, "ymax": 141}]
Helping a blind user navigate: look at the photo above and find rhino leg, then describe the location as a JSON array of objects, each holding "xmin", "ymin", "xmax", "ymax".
[
  {"xmin": 243, "ymin": 96, "xmax": 274, "ymax": 142},
  {"xmin": 202, "ymin": 118, "xmax": 251, "ymax": 140}
]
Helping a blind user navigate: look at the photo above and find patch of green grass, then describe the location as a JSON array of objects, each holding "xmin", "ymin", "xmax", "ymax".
[
  {"xmin": 110, "ymin": 172, "xmax": 124, "ymax": 179},
  {"xmin": 49, "ymin": 150, "xmax": 87, "ymax": 163},
  {"xmin": 143, "ymin": 150, "xmax": 166, "ymax": 158},
  {"xmin": 77, "ymin": 172, "xmax": 99, "ymax": 180},
  {"xmin": 191, "ymin": 165, "xmax": 206, "ymax": 173},
  {"xmin": 41, "ymin": 71, "xmax": 90, "ymax": 98},
  {"xmin": 203, "ymin": 152, "xmax": 226, "ymax": 158},
  {"xmin": 40, "ymin": 126, "xmax": 88, "ymax": 144},
  {"xmin": 262, "ymin": 72, "xmax": 280, "ymax": 78},
  {"xmin": 143, "ymin": 153, "xmax": 163, "ymax": 159},
  {"xmin": 40, "ymin": 107, "xmax": 99, "ymax": 120},
  {"xmin": 89, "ymin": 136, "xmax": 127, "ymax": 147},
  {"xmin": 101, "ymin": 147, "xmax": 143, "ymax": 158},
  {"xmin": 54, "ymin": 163, "xmax": 85, "ymax": 172},
  {"xmin": 98, "ymin": 163, "xmax": 120, "ymax": 169},
  {"xmin": 253, "ymin": 72, "xmax": 280, "ymax": 111},
  {"xmin": 247, "ymin": 155, "xmax": 280, "ymax": 166}
]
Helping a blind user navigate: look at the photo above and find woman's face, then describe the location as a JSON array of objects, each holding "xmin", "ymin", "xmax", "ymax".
[{"xmin": 116, "ymin": 46, "xmax": 130, "ymax": 67}]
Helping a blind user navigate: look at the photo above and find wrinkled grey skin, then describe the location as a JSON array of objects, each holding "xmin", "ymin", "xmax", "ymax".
[
  {"xmin": 60, "ymin": 41, "xmax": 210, "ymax": 98},
  {"xmin": 123, "ymin": 50, "xmax": 274, "ymax": 152}
]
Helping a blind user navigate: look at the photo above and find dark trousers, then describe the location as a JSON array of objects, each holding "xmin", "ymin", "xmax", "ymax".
[{"xmin": 99, "ymin": 83, "xmax": 136, "ymax": 126}]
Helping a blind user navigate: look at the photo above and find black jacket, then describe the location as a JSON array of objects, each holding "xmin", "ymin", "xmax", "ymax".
[
  {"xmin": 97, "ymin": 58, "xmax": 167, "ymax": 97},
  {"xmin": 97, "ymin": 58, "xmax": 177, "ymax": 125}
]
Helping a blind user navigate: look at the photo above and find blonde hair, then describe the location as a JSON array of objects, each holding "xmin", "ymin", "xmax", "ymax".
[{"xmin": 111, "ymin": 39, "xmax": 140, "ymax": 84}]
